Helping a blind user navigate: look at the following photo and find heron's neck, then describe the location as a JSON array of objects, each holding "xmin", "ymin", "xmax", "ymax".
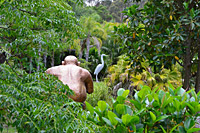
[{"xmin": 101, "ymin": 55, "xmax": 104, "ymax": 65}]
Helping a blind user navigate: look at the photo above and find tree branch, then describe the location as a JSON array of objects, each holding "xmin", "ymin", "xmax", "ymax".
[
  {"xmin": 0, "ymin": 26, "xmax": 16, "ymax": 31},
  {"xmin": 5, "ymin": 59, "xmax": 22, "ymax": 78},
  {"xmin": 17, "ymin": 8, "xmax": 37, "ymax": 16}
]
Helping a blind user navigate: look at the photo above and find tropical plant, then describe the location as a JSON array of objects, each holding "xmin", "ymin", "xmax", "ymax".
[
  {"xmin": 131, "ymin": 64, "xmax": 182, "ymax": 90},
  {"xmin": 85, "ymin": 85, "xmax": 200, "ymax": 132},
  {"xmin": 79, "ymin": 14, "xmax": 107, "ymax": 61},
  {"xmin": 0, "ymin": 64, "xmax": 99, "ymax": 132},
  {"xmin": 105, "ymin": 54, "xmax": 182, "ymax": 92},
  {"xmin": 105, "ymin": 54, "xmax": 130, "ymax": 86}
]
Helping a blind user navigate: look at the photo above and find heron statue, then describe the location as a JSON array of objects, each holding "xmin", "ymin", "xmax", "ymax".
[{"xmin": 94, "ymin": 54, "xmax": 107, "ymax": 82}]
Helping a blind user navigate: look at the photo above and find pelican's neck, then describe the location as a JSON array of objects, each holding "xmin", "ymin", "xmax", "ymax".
[{"xmin": 101, "ymin": 55, "xmax": 104, "ymax": 65}]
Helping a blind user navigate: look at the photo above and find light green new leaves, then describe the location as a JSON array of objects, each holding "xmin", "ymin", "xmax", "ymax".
[
  {"xmin": 117, "ymin": 88, "xmax": 129, "ymax": 98},
  {"xmin": 137, "ymin": 86, "xmax": 151, "ymax": 101},
  {"xmin": 122, "ymin": 114, "xmax": 131, "ymax": 126},
  {"xmin": 108, "ymin": 111, "xmax": 118, "ymax": 126},
  {"xmin": 150, "ymin": 112, "xmax": 169, "ymax": 123},
  {"xmin": 85, "ymin": 101, "xmax": 94, "ymax": 115},
  {"xmin": 98, "ymin": 101, "xmax": 107, "ymax": 112},
  {"xmin": 150, "ymin": 112, "xmax": 156, "ymax": 122},
  {"xmin": 116, "ymin": 104, "xmax": 125, "ymax": 115}
]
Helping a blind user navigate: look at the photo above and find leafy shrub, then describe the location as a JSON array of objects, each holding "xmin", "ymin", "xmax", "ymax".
[
  {"xmin": 85, "ymin": 84, "xmax": 200, "ymax": 132},
  {"xmin": 0, "ymin": 64, "xmax": 99, "ymax": 132},
  {"xmin": 86, "ymin": 82, "xmax": 111, "ymax": 106},
  {"xmin": 131, "ymin": 65, "xmax": 182, "ymax": 90},
  {"xmin": 106, "ymin": 54, "xmax": 182, "ymax": 92},
  {"xmin": 105, "ymin": 54, "xmax": 130, "ymax": 86}
]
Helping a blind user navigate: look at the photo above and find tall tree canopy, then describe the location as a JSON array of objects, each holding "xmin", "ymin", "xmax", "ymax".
[
  {"xmin": 115, "ymin": 0, "xmax": 200, "ymax": 91},
  {"xmin": 0, "ymin": 0, "xmax": 81, "ymax": 71}
]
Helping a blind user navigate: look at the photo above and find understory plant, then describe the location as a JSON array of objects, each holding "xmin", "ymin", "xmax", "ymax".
[
  {"xmin": 0, "ymin": 64, "xmax": 99, "ymax": 132},
  {"xmin": 106, "ymin": 54, "xmax": 182, "ymax": 92},
  {"xmin": 85, "ymin": 84, "xmax": 200, "ymax": 132},
  {"xmin": 86, "ymin": 82, "xmax": 111, "ymax": 106}
]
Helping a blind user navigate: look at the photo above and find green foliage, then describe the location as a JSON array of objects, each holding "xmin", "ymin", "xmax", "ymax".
[
  {"xmin": 0, "ymin": 0, "xmax": 81, "ymax": 71},
  {"xmin": 131, "ymin": 64, "xmax": 182, "ymax": 90},
  {"xmin": 0, "ymin": 64, "xmax": 99, "ymax": 132},
  {"xmin": 86, "ymin": 82, "xmax": 111, "ymax": 106},
  {"xmin": 105, "ymin": 54, "xmax": 130, "ymax": 86},
  {"xmin": 115, "ymin": 0, "xmax": 200, "ymax": 90},
  {"xmin": 85, "ymin": 86, "xmax": 200, "ymax": 132},
  {"xmin": 106, "ymin": 54, "xmax": 182, "ymax": 91}
]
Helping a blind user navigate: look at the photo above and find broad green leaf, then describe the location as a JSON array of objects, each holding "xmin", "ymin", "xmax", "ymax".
[
  {"xmin": 122, "ymin": 90, "xmax": 129, "ymax": 98},
  {"xmin": 184, "ymin": 118, "xmax": 192, "ymax": 130},
  {"xmin": 174, "ymin": 100, "xmax": 181, "ymax": 111},
  {"xmin": 187, "ymin": 128, "xmax": 200, "ymax": 133},
  {"xmin": 108, "ymin": 111, "xmax": 118, "ymax": 126},
  {"xmin": 137, "ymin": 86, "xmax": 151, "ymax": 100},
  {"xmin": 97, "ymin": 101, "xmax": 107, "ymax": 112},
  {"xmin": 176, "ymin": 87, "xmax": 185, "ymax": 96},
  {"xmin": 136, "ymin": 108, "xmax": 146, "ymax": 115},
  {"xmin": 130, "ymin": 100, "xmax": 141, "ymax": 110},
  {"xmin": 155, "ymin": 115, "xmax": 169, "ymax": 122},
  {"xmin": 125, "ymin": 105, "xmax": 133, "ymax": 116},
  {"xmin": 162, "ymin": 96, "xmax": 173, "ymax": 108},
  {"xmin": 115, "ymin": 117, "xmax": 122, "ymax": 123},
  {"xmin": 183, "ymin": 2, "xmax": 189, "ymax": 9},
  {"xmin": 116, "ymin": 104, "xmax": 125, "ymax": 115},
  {"xmin": 186, "ymin": 103, "xmax": 195, "ymax": 114},
  {"xmin": 116, "ymin": 96, "xmax": 125, "ymax": 104},
  {"xmin": 102, "ymin": 117, "xmax": 113, "ymax": 127},
  {"xmin": 115, "ymin": 125, "xmax": 127, "ymax": 132},
  {"xmin": 117, "ymin": 88, "xmax": 125, "ymax": 96},
  {"xmin": 196, "ymin": 104, "xmax": 200, "ymax": 112},
  {"xmin": 158, "ymin": 90, "xmax": 165, "ymax": 103},
  {"xmin": 122, "ymin": 114, "xmax": 131, "ymax": 126},
  {"xmin": 147, "ymin": 94, "xmax": 153, "ymax": 102},
  {"xmin": 179, "ymin": 126, "xmax": 186, "ymax": 133},
  {"xmin": 85, "ymin": 101, "xmax": 94, "ymax": 115},
  {"xmin": 131, "ymin": 115, "xmax": 140, "ymax": 124},
  {"xmin": 150, "ymin": 112, "xmax": 156, "ymax": 122}
]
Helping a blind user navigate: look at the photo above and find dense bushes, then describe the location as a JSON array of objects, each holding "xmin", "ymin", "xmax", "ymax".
[
  {"xmin": 85, "ymin": 86, "xmax": 200, "ymax": 132},
  {"xmin": 0, "ymin": 64, "xmax": 99, "ymax": 132},
  {"xmin": 1, "ymin": 64, "xmax": 200, "ymax": 132}
]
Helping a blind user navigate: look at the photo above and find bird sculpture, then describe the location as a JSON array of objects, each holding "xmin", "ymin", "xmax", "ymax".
[{"xmin": 94, "ymin": 54, "xmax": 107, "ymax": 82}]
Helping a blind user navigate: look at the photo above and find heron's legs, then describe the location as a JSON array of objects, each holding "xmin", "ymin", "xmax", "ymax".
[{"xmin": 96, "ymin": 74, "xmax": 99, "ymax": 82}]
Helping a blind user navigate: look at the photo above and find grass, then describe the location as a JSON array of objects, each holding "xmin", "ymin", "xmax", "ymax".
[
  {"xmin": 2, "ymin": 127, "xmax": 16, "ymax": 133},
  {"xmin": 86, "ymin": 82, "xmax": 112, "ymax": 106}
]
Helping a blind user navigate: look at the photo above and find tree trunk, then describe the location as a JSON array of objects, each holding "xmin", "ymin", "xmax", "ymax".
[
  {"xmin": 29, "ymin": 57, "xmax": 32, "ymax": 74},
  {"xmin": 85, "ymin": 34, "xmax": 90, "ymax": 62},
  {"xmin": 37, "ymin": 44, "xmax": 41, "ymax": 72},
  {"xmin": 79, "ymin": 40, "xmax": 83, "ymax": 59},
  {"xmin": 93, "ymin": 37, "xmax": 101, "ymax": 56},
  {"xmin": 183, "ymin": 37, "xmax": 191, "ymax": 90},
  {"xmin": 43, "ymin": 49, "xmax": 47, "ymax": 68},
  {"xmin": 51, "ymin": 50, "xmax": 54, "ymax": 67},
  {"xmin": 195, "ymin": 40, "xmax": 200, "ymax": 93}
]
